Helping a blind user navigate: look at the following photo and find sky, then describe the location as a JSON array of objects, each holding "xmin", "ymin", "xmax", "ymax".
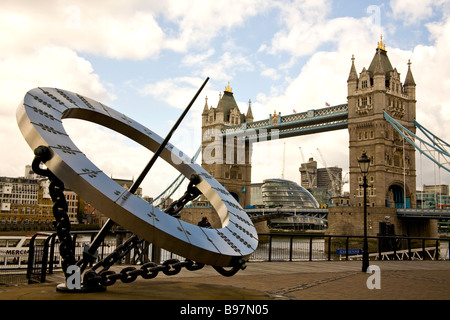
[{"xmin": 2, "ymin": 0, "xmax": 450, "ymax": 199}]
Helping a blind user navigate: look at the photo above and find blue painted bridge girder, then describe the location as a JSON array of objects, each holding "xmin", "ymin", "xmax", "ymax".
[
  {"xmin": 221, "ymin": 104, "xmax": 349, "ymax": 140},
  {"xmin": 397, "ymin": 208, "xmax": 450, "ymax": 219}
]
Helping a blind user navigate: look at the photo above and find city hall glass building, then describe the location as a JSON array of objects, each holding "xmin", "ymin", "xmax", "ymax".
[{"xmin": 261, "ymin": 179, "xmax": 319, "ymax": 208}]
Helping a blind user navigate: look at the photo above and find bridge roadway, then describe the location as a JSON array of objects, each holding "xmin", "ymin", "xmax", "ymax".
[
  {"xmin": 247, "ymin": 207, "xmax": 450, "ymax": 222},
  {"xmin": 221, "ymin": 103, "xmax": 349, "ymax": 140}
]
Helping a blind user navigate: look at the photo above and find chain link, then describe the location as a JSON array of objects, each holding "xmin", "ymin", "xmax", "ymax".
[
  {"xmin": 164, "ymin": 174, "xmax": 201, "ymax": 216},
  {"xmin": 32, "ymin": 146, "xmax": 76, "ymax": 276},
  {"xmin": 83, "ymin": 258, "xmax": 205, "ymax": 288}
]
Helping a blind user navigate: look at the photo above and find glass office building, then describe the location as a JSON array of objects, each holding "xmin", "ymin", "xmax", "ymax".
[{"xmin": 261, "ymin": 179, "xmax": 319, "ymax": 208}]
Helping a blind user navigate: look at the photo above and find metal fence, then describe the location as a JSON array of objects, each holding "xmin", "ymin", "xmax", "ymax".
[
  {"xmin": 1, "ymin": 231, "xmax": 449, "ymax": 285},
  {"xmin": 252, "ymin": 233, "xmax": 450, "ymax": 262},
  {"xmin": 26, "ymin": 233, "xmax": 57, "ymax": 284}
]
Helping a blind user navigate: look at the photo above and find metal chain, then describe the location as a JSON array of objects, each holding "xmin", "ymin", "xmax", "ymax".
[
  {"xmin": 32, "ymin": 146, "xmax": 76, "ymax": 276},
  {"xmin": 84, "ymin": 257, "xmax": 205, "ymax": 288},
  {"xmin": 164, "ymin": 174, "xmax": 201, "ymax": 216}
]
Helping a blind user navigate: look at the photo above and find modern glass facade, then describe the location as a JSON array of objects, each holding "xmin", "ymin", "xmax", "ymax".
[{"xmin": 261, "ymin": 179, "xmax": 319, "ymax": 208}]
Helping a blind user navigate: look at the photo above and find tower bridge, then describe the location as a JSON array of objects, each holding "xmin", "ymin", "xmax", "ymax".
[{"xmin": 194, "ymin": 37, "xmax": 450, "ymax": 238}]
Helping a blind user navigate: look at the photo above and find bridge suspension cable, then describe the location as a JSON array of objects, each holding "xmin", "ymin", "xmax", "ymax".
[
  {"xmin": 383, "ymin": 111, "xmax": 450, "ymax": 173},
  {"xmin": 151, "ymin": 146, "xmax": 202, "ymax": 207}
]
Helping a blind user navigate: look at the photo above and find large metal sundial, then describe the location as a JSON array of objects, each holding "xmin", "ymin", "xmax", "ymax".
[{"xmin": 16, "ymin": 86, "xmax": 258, "ymax": 269}]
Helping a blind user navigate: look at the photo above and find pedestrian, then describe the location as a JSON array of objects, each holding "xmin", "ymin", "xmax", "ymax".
[{"xmin": 198, "ymin": 217, "xmax": 211, "ymax": 228}]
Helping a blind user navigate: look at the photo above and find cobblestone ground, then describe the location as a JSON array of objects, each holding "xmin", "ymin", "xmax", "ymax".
[{"xmin": 1, "ymin": 261, "xmax": 449, "ymax": 300}]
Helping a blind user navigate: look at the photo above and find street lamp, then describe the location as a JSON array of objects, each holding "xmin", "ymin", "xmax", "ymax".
[{"xmin": 358, "ymin": 151, "xmax": 370, "ymax": 272}]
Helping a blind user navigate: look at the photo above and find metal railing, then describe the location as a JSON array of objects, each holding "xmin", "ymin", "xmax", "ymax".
[
  {"xmin": 252, "ymin": 233, "xmax": 450, "ymax": 262},
  {"xmin": 26, "ymin": 232, "xmax": 57, "ymax": 283},
  {"xmin": 6, "ymin": 231, "xmax": 448, "ymax": 284}
]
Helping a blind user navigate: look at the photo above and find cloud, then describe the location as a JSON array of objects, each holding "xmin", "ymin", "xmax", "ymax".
[
  {"xmin": 250, "ymin": 2, "xmax": 450, "ymax": 187},
  {"xmin": 160, "ymin": 0, "xmax": 271, "ymax": 52},
  {"xmin": 0, "ymin": 1, "xmax": 269, "ymax": 61},
  {"xmin": 390, "ymin": 0, "xmax": 434, "ymax": 24},
  {"xmin": 261, "ymin": 68, "xmax": 281, "ymax": 80},
  {"xmin": 0, "ymin": 45, "xmax": 114, "ymax": 177},
  {"xmin": 139, "ymin": 76, "xmax": 210, "ymax": 109}
]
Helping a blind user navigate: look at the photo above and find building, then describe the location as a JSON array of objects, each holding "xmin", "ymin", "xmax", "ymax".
[
  {"xmin": 299, "ymin": 157, "xmax": 343, "ymax": 205},
  {"xmin": 249, "ymin": 183, "xmax": 264, "ymax": 206},
  {"xmin": 347, "ymin": 36, "xmax": 417, "ymax": 208},
  {"xmin": 0, "ymin": 176, "xmax": 54, "ymax": 230},
  {"xmin": 256, "ymin": 179, "xmax": 323, "ymax": 230},
  {"xmin": 1, "ymin": 164, "xmax": 145, "ymax": 229},
  {"xmin": 201, "ymin": 83, "xmax": 254, "ymax": 208},
  {"xmin": 423, "ymin": 184, "xmax": 449, "ymax": 196},
  {"xmin": 260, "ymin": 178, "xmax": 319, "ymax": 208},
  {"xmin": 65, "ymin": 189, "xmax": 80, "ymax": 223},
  {"xmin": 417, "ymin": 184, "xmax": 450, "ymax": 209}
]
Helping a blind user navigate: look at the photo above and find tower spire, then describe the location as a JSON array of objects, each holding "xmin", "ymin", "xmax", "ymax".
[
  {"xmin": 246, "ymin": 98, "xmax": 253, "ymax": 122},
  {"xmin": 202, "ymin": 96, "xmax": 209, "ymax": 114},
  {"xmin": 404, "ymin": 59, "xmax": 416, "ymax": 87},
  {"xmin": 377, "ymin": 34, "xmax": 386, "ymax": 51},
  {"xmin": 347, "ymin": 54, "xmax": 358, "ymax": 82},
  {"xmin": 225, "ymin": 81, "xmax": 232, "ymax": 93}
]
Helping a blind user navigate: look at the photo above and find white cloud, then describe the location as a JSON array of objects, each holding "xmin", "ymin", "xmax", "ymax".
[
  {"xmin": 139, "ymin": 76, "xmax": 210, "ymax": 110},
  {"xmin": 261, "ymin": 68, "xmax": 281, "ymax": 80},
  {"xmin": 160, "ymin": 0, "xmax": 271, "ymax": 52},
  {"xmin": 0, "ymin": 45, "xmax": 114, "ymax": 177},
  {"xmin": 390, "ymin": 0, "xmax": 434, "ymax": 24},
  {"xmin": 250, "ymin": 3, "xmax": 450, "ymax": 187}
]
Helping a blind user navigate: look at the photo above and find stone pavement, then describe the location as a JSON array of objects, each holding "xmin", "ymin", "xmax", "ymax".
[{"xmin": 1, "ymin": 260, "xmax": 449, "ymax": 300}]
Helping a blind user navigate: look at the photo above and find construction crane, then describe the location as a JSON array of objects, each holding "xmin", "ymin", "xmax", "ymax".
[
  {"xmin": 299, "ymin": 147, "xmax": 315, "ymax": 188},
  {"xmin": 316, "ymin": 148, "xmax": 342, "ymax": 197}
]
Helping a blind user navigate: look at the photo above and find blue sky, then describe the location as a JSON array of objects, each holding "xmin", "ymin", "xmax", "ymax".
[{"xmin": 2, "ymin": 0, "xmax": 450, "ymax": 198}]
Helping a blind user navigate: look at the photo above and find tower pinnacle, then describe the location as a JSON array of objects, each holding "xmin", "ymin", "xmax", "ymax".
[
  {"xmin": 225, "ymin": 81, "xmax": 232, "ymax": 93},
  {"xmin": 377, "ymin": 35, "xmax": 386, "ymax": 51}
]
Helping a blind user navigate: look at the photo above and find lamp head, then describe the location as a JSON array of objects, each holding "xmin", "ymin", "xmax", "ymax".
[{"xmin": 358, "ymin": 151, "xmax": 370, "ymax": 174}]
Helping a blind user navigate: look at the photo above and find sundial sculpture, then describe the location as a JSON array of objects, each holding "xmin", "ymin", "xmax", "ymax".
[{"xmin": 16, "ymin": 78, "xmax": 258, "ymax": 290}]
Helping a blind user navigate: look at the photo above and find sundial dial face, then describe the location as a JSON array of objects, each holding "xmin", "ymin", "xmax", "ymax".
[{"xmin": 16, "ymin": 87, "xmax": 258, "ymax": 267}]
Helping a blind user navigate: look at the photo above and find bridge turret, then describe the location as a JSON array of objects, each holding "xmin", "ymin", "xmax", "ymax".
[
  {"xmin": 404, "ymin": 60, "xmax": 416, "ymax": 100},
  {"xmin": 347, "ymin": 55, "xmax": 358, "ymax": 96},
  {"xmin": 201, "ymin": 84, "xmax": 253, "ymax": 209},
  {"xmin": 347, "ymin": 36, "xmax": 417, "ymax": 210}
]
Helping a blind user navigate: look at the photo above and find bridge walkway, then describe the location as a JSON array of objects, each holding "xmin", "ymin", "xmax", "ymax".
[{"xmin": 1, "ymin": 260, "xmax": 449, "ymax": 301}]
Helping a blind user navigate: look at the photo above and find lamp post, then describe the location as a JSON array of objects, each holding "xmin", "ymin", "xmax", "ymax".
[{"xmin": 358, "ymin": 151, "xmax": 370, "ymax": 272}]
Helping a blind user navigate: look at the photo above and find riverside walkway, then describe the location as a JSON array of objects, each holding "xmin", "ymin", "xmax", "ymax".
[{"xmin": 1, "ymin": 260, "xmax": 449, "ymax": 300}]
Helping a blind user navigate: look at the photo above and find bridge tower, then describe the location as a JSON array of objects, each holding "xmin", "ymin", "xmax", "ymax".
[
  {"xmin": 347, "ymin": 37, "xmax": 417, "ymax": 209},
  {"xmin": 201, "ymin": 83, "xmax": 254, "ymax": 208}
]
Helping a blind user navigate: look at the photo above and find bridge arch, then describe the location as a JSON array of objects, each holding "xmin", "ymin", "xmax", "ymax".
[
  {"xmin": 229, "ymin": 192, "xmax": 240, "ymax": 203},
  {"xmin": 387, "ymin": 183, "xmax": 411, "ymax": 208}
]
